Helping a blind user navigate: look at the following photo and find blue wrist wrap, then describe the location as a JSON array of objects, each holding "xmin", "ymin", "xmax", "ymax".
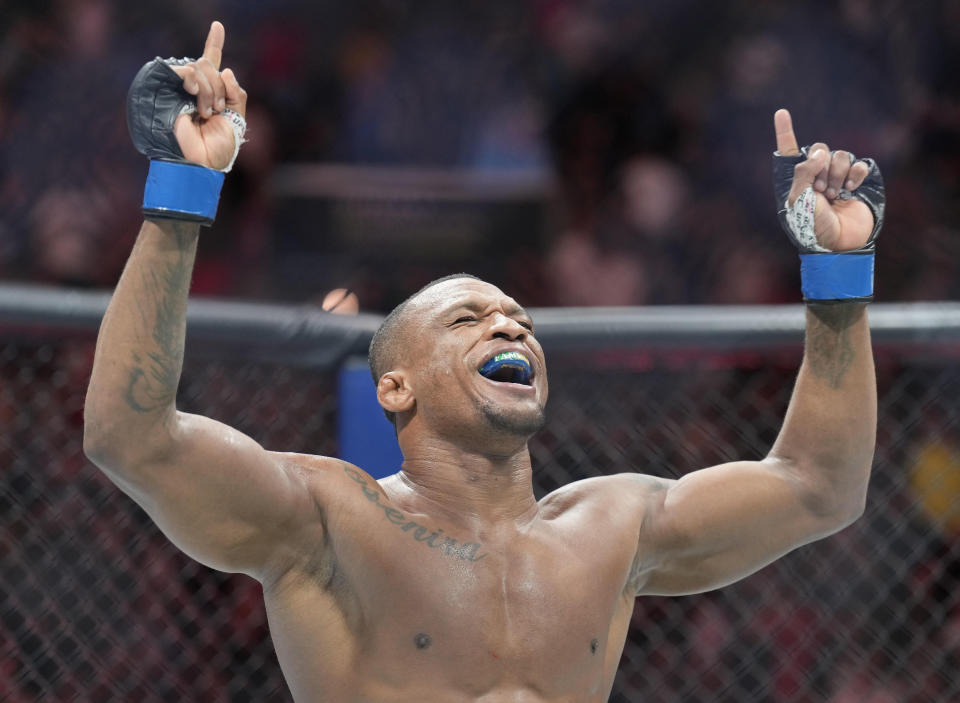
[
  {"xmin": 800, "ymin": 252, "xmax": 874, "ymax": 303},
  {"xmin": 143, "ymin": 159, "xmax": 225, "ymax": 225}
]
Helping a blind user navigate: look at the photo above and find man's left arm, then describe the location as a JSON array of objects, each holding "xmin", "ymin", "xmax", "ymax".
[
  {"xmin": 633, "ymin": 302, "xmax": 874, "ymax": 596},
  {"xmin": 630, "ymin": 110, "xmax": 878, "ymax": 596}
]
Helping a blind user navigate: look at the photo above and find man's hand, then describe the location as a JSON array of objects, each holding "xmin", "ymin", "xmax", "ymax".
[
  {"xmin": 774, "ymin": 109, "xmax": 874, "ymax": 252},
  {"xmin": 169, "ymin": 21, "xmax": 247, "ymax": 170}
]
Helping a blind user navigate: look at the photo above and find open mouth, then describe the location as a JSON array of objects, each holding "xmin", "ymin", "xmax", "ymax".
[{"xmin": 478, "ymin": 351, "xmax": 533, "ymax": 386}]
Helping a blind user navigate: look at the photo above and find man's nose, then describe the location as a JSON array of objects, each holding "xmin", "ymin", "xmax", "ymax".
[{"xmin": 489, "ymin": 314, "xmax": 527, "ymax": 341}]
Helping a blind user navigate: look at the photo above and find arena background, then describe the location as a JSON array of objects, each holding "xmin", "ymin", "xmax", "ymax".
[{"xmin": 1, "ymin": 0, "xmax": 959, "ymax": 701}]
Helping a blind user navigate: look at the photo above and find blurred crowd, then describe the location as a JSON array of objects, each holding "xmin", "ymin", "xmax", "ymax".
[{"xmin": 1, "ymin": 0, "xmax": 959, "ymax": 309}]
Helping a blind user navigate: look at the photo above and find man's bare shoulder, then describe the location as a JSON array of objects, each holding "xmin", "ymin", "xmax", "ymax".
[
  {"xmin": 271, "ymin": 453, "xmax": 410, "ymax": 533},
  {"xmin": 269, "ymin": 452, "xmax": 373, "ymax": 494},
  {"xmin": 271, "ymin": 451, "xmax": 346, "ymax": 471},
  {"xmin": 538, "ymin": 472, "xmax": 673, "ymax": 521},
  {"xmin": 535, "ymin": 473, "xmax": 674, "ymax": 595}
]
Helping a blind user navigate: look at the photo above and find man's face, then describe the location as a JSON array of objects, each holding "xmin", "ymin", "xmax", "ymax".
[{"xmin": 400, "ymin": 278, "xmax": 548, "ymax": 442}]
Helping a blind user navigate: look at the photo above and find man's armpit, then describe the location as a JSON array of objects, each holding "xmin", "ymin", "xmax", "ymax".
[
  {"xmin": 255, "ymin": 453, "xmax": 340, "ymax": 586},
  {"xmin": 619, "ymin": 474, "xmax": 674, "ymax": 593}
]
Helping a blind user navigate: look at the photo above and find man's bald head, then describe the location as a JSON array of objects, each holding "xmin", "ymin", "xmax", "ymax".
[{"xmin": 368, "ymin": 273, "xmax": 481, "ymax": 426}]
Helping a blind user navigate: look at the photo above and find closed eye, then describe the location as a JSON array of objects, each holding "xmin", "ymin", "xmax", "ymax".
[
  {"xmin": 518, "ymin": 321, "xmax": 534, "ymax": 332},
  {"xmin": 454, "ymin": 316, "xmax": 477, "ymax": 325}
]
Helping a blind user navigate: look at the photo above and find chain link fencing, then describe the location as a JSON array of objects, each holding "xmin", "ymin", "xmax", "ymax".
[{"xmin": 1, "ymin": 292, "xmax": 959, "ymax": 702}]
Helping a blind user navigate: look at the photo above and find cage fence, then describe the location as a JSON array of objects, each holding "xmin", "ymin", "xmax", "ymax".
[{"xmin": 1, "ymin": 289, "xmax": 959, "ymax": 702}]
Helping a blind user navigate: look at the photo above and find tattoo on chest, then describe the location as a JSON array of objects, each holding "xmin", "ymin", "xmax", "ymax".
[{"xmin": 342, "ymin": 465, "xmax": 488, "ymax": 562}]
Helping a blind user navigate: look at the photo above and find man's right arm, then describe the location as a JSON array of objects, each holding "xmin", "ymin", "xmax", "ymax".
[
  {"xmin": 84, "ymin": 218, "xmax": 326, "ymax": 580},
  {"xmin": 83, "ymin": 23, "xmax": 328, "ymax": 581}
]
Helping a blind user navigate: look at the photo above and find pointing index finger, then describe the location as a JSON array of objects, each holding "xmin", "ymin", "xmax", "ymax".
[
  {"xmin": 202, "ymin": 21, "xmax": 225, "ymax": 71},
  {"xmin": 774, "ymin": 108, "xmax": 799, "ymax": 156}
]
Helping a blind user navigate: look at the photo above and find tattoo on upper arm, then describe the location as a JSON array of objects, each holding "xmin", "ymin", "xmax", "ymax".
[
  {"xmin": 342, "ymin": 465, "xmax": 488, "ymax": 562},
  {"xmin": 124, "ymin": 224, "xmax": 195, "ymax": 415},
  {"xmin": 804, "ymin": 304, "xmax": 861, "ymax": 389}
]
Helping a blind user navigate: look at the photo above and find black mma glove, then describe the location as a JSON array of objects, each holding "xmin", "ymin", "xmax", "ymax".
[
  {"xmin": 772, "ymin": 147, "xmax": 885, "ymax": 303},
  {"xmin": 127, "ymin": 57, "xmax": 245, "ymax": 225}
]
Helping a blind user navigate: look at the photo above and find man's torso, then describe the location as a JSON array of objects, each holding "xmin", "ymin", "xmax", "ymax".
[{"xmin": 260, "ymin": 459, "xmax": 646, "ymax": 702}]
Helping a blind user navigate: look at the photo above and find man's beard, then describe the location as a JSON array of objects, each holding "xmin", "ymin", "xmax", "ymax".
[{"xmin": 478, "ymin": 398, "xmax": 546, "ymax": 437}]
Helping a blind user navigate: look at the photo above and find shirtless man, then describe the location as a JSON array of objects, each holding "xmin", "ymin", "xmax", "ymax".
[{"xmin": 83, "ymin": 22, "xmax": 880, "ymax": 702}]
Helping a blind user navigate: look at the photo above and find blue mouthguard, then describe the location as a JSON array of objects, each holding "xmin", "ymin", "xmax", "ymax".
[{"xmin": 478, "ymin": 351, "xmax": 532, "ymax": 384}]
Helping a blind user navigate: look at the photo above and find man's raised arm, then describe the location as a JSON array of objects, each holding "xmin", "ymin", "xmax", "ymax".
[
  {"xmin": 627, "ymin": 109, "xmax": 880, "ymax": 596},
  {"xmin": 83, "ymin": 23, "xmax": 322, "ymax": 580}
]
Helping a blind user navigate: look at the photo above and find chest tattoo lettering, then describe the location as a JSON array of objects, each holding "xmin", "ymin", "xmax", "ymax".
[{"xmin": 342, "ymin": 465, "xmax": 488, "ymax": 562}]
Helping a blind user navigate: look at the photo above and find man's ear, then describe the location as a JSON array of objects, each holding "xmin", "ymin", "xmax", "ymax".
[{"xmin": 377, "ymin": 371, "xmax": 415, "ymax": 416}]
